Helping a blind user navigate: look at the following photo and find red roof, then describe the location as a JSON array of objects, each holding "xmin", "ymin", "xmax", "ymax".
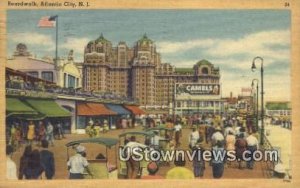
[
  {"xmin": 124, "ymin": 105, "xmax": 145, "ymax": 115},
  {"xmin": 77, "ymin": 103, "xmax": 116, "ymax": 116}
]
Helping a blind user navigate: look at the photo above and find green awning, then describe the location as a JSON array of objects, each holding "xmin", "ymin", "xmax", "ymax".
[
  {"xmin": 17, "ymin": 114, "xmax": 46, "ymax": 121},
  {"xmin": 24, "ymin": 99, "xmax": 71, "ymax": 118},
  {"xmin": 66, "ymin": 137, "xmax": 119, "ymax": 148},
  {"xmin": 6, "ymin": 97, "xmax": 38, "ymax": 117}
]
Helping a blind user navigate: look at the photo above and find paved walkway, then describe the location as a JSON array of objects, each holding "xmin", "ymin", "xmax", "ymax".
[
  {"xmin": 264, "ymin": 124, "xmax": 291, "ymax": 175},
  {"xmin": 11, "ymin": 126, "xmax": 270, "ymax": 179}
]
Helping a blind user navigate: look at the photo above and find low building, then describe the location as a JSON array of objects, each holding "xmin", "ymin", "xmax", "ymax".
[
  {"xmin": 265, "ymin": 101, "xmax": 291, "ymax": 117},
  {"xmin": 7, "ymin": 43, "xmax": 82, "ymax": 89}
]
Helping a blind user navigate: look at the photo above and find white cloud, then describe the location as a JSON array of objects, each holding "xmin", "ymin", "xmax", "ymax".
[
  {"xmin": 9, "ymin": 32, "xmax": 55, "ymax": 50},
  {"xmin": 158, "ymin": 29, "xmax": 290, "ymax": 68},
  {"xmin": 156, "ymin": 39, "xmax": 215, "ymax": 54},
  {"xmin": 60, "ymin": 37, "xmax": 90, "ymax": 55},
  {"xmin": 205, "ymin": 30, "xmax": 290, "ymax": 62}
]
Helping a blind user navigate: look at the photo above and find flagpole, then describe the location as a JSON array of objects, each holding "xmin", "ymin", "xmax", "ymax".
[{"xmin": 55, "ymin": 15, "xmax": 58, "ymax": 68}]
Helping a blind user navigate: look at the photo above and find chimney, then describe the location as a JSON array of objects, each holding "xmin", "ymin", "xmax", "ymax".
[{"xmin": 230, "ymin": 92, "xmax": 233, "ymax": 99}]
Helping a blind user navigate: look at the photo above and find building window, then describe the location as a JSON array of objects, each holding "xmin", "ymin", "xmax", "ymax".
[
  {"xmin": 64, "ymin": 73, "xmax": 67, "ymax": 87},
  {"xmin": 202, "ymin": 67, "xmax": 208, "ymax": 74},
  {"xmin": 27, "ymin": 71, "xmax": 38, "ymax": 78},
  {"xmin": 41, "ymin": 71, "xmax": 53, "ymax": 82},
  {"xmin": 67, "ymin": 75, "xmax": 76, "ymax": 88}
]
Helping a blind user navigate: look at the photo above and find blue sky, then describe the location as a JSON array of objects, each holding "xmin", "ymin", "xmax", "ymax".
[{"xmin": 7, "ymin": 10, "xmax": 291, "ymax": 101}]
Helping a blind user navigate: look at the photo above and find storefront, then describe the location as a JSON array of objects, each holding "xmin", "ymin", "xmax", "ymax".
[
  {"xmin": 105, "ymin": 104, "xmax": 132, "ymax": 129},
  {"xmin": 6, "ymin": 97, "xmax": 71, "ymax": 143},
  {"xmin": 76, "ymin": 102, "xmax": 116, "ymax": 133},
  {"xmin": 174, "ymin": 83, "xmax": 225, "ymax": 116},
  {"xmin": 124, "ymin": 105, "xmax": 145, "ymax": 127},
  {"xmin": 23, "ymin": 98, "xmax": 72, "ymax": 132}
]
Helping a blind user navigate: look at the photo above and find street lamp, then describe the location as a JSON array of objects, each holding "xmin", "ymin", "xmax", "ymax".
[
  {"xmin": 251, "ymin": 56, "xmax": 264, "ymax": 145},
  {"xmin": 251, "ymin": 79, "xmax": 259, "ymax": 132}
]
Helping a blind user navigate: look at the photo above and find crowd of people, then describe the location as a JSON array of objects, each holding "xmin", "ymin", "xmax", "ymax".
[
  {"xmin": 116, "ymin": 113, "xmax": 261, "ymax": 179},
  {"xmin": 6, "ymin": 120, "xmax": 66, "ymax": 151},
  {"xmin": 6, "ymin": 112, "xmax": 285, "ymax": 180},
  {"xmin": 6, "ymin": 140, "xmax": 55, "ymax": 180}
]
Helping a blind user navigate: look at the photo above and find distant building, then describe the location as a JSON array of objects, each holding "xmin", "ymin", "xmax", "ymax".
[
  {"xmin": 265, "ymin": 101, "xmax": 291, "ymax": 117},
  {"xmin": 83, "ymin": 34, "xmax": 224, "ymax": 113},
  {"xmin": 7, "ymin": 43, "xmax": 82, "ymax": 89},
  {"xmin": 222, "ymin": 92, "xmax": 238, "ymax": 113}
]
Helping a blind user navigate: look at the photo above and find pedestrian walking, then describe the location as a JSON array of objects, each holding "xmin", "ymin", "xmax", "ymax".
[
  {"xmin": 40, "ymin": 140, "xmax": 55, "ymax": 179},
  {"xmin": 67, "ymin": 145, "xmax": 93, "ymax": 179},
  {"xmin": 189, "ymin": 127, "xmax": 200, "ymax": 149},
  {"xmin": 27, "ymin": 121, "xmax": 35, "ymax": 145},
  {"xmin": 6, "ymin": 145, "xmax": 17, "ymax": 180},
  {"xmin": 56, "ymin": 121, "xmax": 65, "ymax": 139},
  {"xmin": 46, "ymin": 122, "xmax": 54, "ymax": 146},
  {"xmin": 211, "ymin": 126, "xmax": 225, "ymax": 147},
  {"xmin": 246, "ymin": 131, "xmax": 259, "ymax": 169},
  {"xmin": 235, "ymin": 134, "xmax": 247, "ymax": 169},
  {"xmin": 24, "ymin": 149, "xmax": 45, "ymax": 179},
  {"xmin": 19, "ymin": 145, "xmax": 32, "ymax": 179},
  {"xmin": 192, "ymin": 144, "xmax": 205, "ymax": 178},
  {"xmin": 38, "ymin": 121, "xmax": 46, "ymax": 146},
  {"xmin": 212, "ymin": 141, "xmax": 225, "ymax": 178},
  {"xmin": 174, "ymin": 121, "xmax": 182, "ymax": 147}
]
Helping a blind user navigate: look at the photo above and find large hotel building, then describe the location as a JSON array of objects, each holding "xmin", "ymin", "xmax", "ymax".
[{"xmin": 83, "ymin": 34, "xmax": 224, "ymax": 114}]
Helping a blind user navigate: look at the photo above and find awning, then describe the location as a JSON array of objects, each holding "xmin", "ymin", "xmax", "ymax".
[
  {"xmin": 124, "ymin": 105, "xmax": 145, "ymax": 115},
  {"xmin": 77, "ymin": 103, "xmax": 116, "ymax": 116},
  {"xmin": 66, "ymin": 137, "xmax": 119, "ymax": 148},
  {"xmin": 105, "ymin": 104, "xmax": 131, "ymax": 115},
  {"xmin": 24, "ymin": 99, "xmax": 71, "ymax": 117},
  {"xmin": 6, "ymin": 97, "xmax": 38, "ymax": 117},
  {"xmin": 17, "ymin": 114, "xmax": 46, "ymax": 121}
]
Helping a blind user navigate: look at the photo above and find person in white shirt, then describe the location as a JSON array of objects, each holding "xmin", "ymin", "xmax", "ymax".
[
  {"xmin": 245, "ymin": 132, "xmax": 259, "ymax": 169},
  {"xmin": 6, "ymin": 145, "xmax": 17, "ymax": 180},
  {"xmin": 174, "ymin": 122, "xmax": 182, "ymax": 147},
  {"xmin": 189, "ymin": 127, "xmax": 200, "ymax": 149},
  {"xmin": 151, "ymin": 131, "xmax": 163, "ymax": 150},
  {"xmin": 46, "ymin": 122, "xmax": 54, "ymax": 146},
  {"xmin": 224, "ymin": 125, "xmax": 235, "ymax": 138},
  {"xmin": 67, "ymin": 145, "xmax": 92, "ymax": 179},
  {"xmin": 211, "ymin": 127, "xmax": 224, "ymax": 146}
]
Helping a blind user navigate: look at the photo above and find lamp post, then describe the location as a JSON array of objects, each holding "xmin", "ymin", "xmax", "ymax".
[
  {"xmin": 251, "ymin": 79, "xmax": 259, "ymax": 132},
  {"xmin": 251, "ymin": 56, "xmax": 264, "ymax": 145}
]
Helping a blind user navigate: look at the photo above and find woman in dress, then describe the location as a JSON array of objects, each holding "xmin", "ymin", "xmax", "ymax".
[
  {"xmin": 225, "ymin": 131, "xmax": 236, "ymax": 167},
  {"xmin": 27, "ymin": 121, "xmax": 35, "ymax": 145}
]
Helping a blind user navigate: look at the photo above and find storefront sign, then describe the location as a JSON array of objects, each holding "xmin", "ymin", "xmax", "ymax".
[{"xmin": 175, "ymin": 83, "xmax": 220, "ymax": 95}]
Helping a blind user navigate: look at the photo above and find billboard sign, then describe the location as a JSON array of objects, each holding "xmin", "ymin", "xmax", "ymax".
[{"xmin": 175, "ymin": 83, "xmax": 220, "ymax": 96}]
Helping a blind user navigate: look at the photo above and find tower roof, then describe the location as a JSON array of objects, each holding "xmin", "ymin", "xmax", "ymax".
[
  {"xmin": 95, "ymin": 33, "xmax": 109, "ymax": 44},
  {"xmin": 138, "ymin": 33, "xmax": 153, "ymax": 43},
  {"xmin": 196, "ymin": 59, "xmax": 212, "ymax": 66}
]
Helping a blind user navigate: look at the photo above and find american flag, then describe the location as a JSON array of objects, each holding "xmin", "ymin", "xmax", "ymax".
[{"xmin": 38, "ymin": 16, "xmax": 57, "ymax": 28}]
